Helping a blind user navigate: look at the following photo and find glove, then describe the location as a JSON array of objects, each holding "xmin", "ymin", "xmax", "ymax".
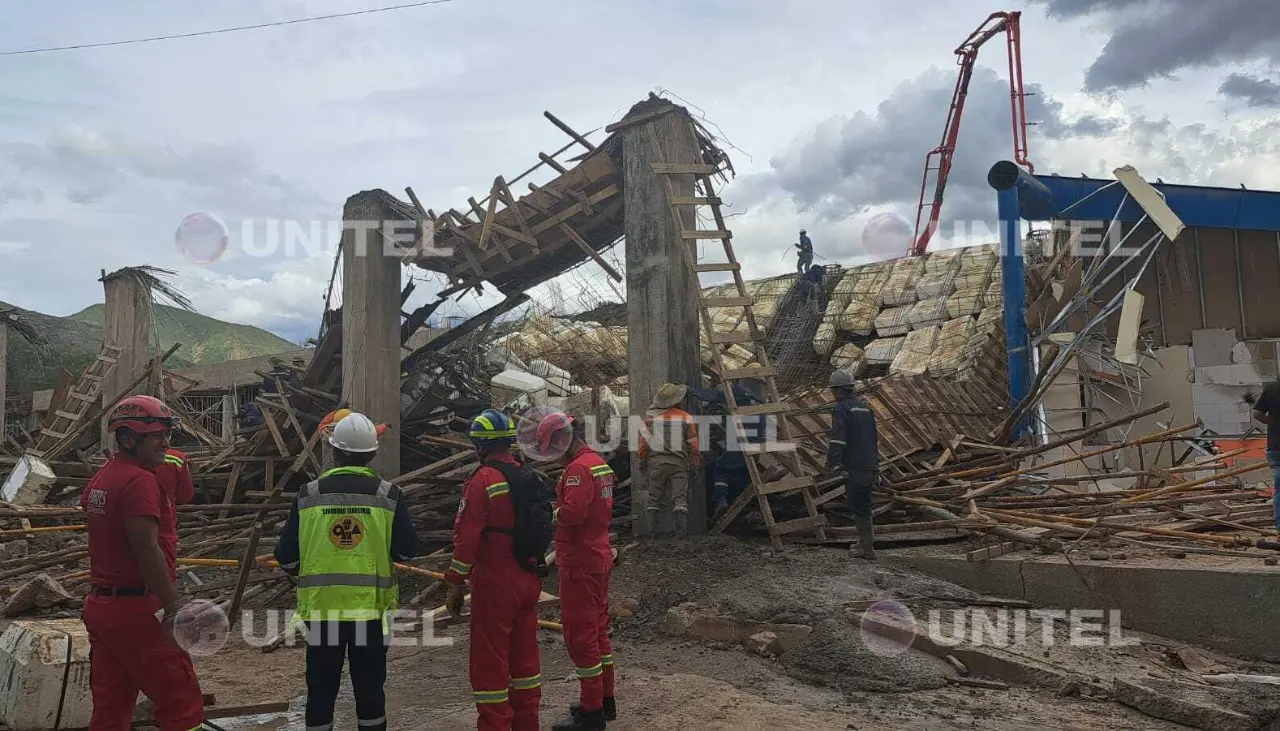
[{"xmin": 445, "ymin": 584, "xmax": 466, "ymax": 618}]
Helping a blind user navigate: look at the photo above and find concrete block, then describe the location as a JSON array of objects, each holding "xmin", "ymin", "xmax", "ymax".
[
  {"xmin": 1113, "ymin": 678, "xmax": 1274, "ymax": 731},
  {"xmin": 0, "ymin": 619, "xmax": 92, "ymax": 731},
  {"xmin": 0, "ymin": 456, "xmax": 55, "ymax": 506},
  {"xmin": 1232, "ymin": 340, "xmax": 1280, "ymax": 365},
  {"xmin": 745, "ymin": 631, "xmax": 782, "ymax": 658},
  {"xmin": 661, "ymin": 603, "xmax": 812, "ymax": 654},
  {"xmin": 3, "ymin": 575, "xmax": 73, "ymax": 618},
  {"xmin": 1197, "ymin": 364, "xmax": 1275, "ymax": 387},
  {"xmin": 1193, "ymin": 328, "xmax": 1239, "ymax": 368}
]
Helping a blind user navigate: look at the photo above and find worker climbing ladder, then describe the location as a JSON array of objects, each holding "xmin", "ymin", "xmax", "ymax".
[
  {"xmin": 28, "ymin": 341, "xmax": 123, "ymax": 459},
  {"xmin": 651, "ymin": 149, "xmax": 828, "ymax": 548}
]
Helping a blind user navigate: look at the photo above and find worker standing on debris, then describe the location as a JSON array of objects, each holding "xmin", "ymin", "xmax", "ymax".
[
  {"xmin": 444, "ymin": 408, "xmax": 550, "ymax": 731},
  {"xmin": 274, "ymin": 412, "xmax": 418, "ymax": 731},
  {"xmin": 537, "ymin": 411, "xmax": 617, "ymax": 730},
  {"xmin": 688, "ymin": 375, "xmax": 767, "ymax": 523},
  {"xmin": 260, "ymin": 357, "xmax": 295, "ymax": 394},
  {"xmin": 1248, "ymin": 384, "xmax": 1280, "ymax": 531},
  {"xmin": 639, "ymin": 383, "xmax": 700, "ymax": 537},
  {"xmin": 826, "ymin": 370, "xmax": 879, "ymax": 560},
  {"xmin": 156, "ymin": 444, "xmax": 196, "ymax": 575},
  {"xmin": 318, "ymin": 406, "xmax": 389, "ymax": 471},
  {"xmin": 81, "ymin": 395, "xmax": 207, "ymax": 731},
  {"xmin": 796, "ymin": 228, "xmax": 813, "ymax": 274}
]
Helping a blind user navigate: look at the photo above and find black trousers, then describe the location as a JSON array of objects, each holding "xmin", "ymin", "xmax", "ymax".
[
  {"xmin": 845, "ymin": 471, "xmax": 876, "ymax": 519},
  {"xmin": 304, "ymin": 619, "xmax": 388, "ymax": 730}
]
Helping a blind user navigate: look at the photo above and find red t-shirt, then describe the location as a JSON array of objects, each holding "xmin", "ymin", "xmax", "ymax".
[{"xmin": 81, "ymin": 452, "xmax": 167, "ymax": 587}]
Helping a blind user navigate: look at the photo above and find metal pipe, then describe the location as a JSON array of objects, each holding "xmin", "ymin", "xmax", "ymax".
[
  {"xmin": 1155, "ymin": 248, "xmax": 1168, "ymax": 347},
  {"xmin": 1194, "ymin": 228, "xmax": 1206, "ymax": 329},
  {"xmin": 1053, "ymin": 180, "xmax": 1121, "ymax": 220},
  {"xmin": 1235, "ymin": 228, "xmax": 1247, "ymax": 338}
]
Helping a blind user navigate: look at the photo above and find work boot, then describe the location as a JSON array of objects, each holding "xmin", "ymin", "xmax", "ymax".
[
  {"xmin": 711, "ymin": 501, "xmax": 729, "ymax": 525},
  {"xmin": 673, "ymin": 510, "xmax": 688, "ymax": 537},
  {"xmin": 569, "ymin": 697, "xmax": 617, "ymax": 721},
  {"xmin": 853, "ymin": 515, "xmax": 877, "ymax": 561},
  {"xmin": 555, "ymin": 706, "xmax": 607, "ymax": 730}
]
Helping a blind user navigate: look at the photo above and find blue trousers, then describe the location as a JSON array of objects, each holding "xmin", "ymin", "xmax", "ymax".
[{"xmin": 710, "ymin": 463, "xmax": 749, "ymax": 507}]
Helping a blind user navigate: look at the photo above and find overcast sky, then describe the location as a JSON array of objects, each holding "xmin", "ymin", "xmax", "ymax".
[{"xmin": 0, "ymin": 0, "xmax": 1276, "ymax": 344}]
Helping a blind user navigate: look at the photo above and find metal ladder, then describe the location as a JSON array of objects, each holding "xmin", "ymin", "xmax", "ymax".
[
  {"xmin": 651, "ymin": 157, "xmax": 828, "ymax": 548},
  {"xmin": 29, "ymin": 342, "xmax": 123, "ymax": 459}
]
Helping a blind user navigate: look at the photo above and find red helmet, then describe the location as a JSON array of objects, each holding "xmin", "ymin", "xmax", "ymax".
[
  {"xmin": 535, "ymin": 411, "xmax": 575, "ymax": 455},
  {"xmin": 108, "ymin": 395, "xmax": 176, "ymax": 435}
]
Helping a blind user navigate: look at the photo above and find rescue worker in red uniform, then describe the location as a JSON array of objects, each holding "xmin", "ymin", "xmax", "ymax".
[
  {"xmin": 156, "ymin": 447, "xmax": 195, "ymax": 576},
  {"xmin": 444, "ymin": 409, "xmax": 544, "ymax": 731},
  {"xmin": 538, "ymin": 411, "xmax": 617, "ymax": 731},
  {"xmin": 81, "ymin": 395, "xmax": 205, "ymax": 731}
]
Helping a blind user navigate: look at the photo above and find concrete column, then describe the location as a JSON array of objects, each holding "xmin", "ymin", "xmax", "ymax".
[
  {"xmin": 340, "ymin": 192, "xmax": 403, "ymax": 477},
  {"xmin": 619, "ymin": 97, "xmax": 706, "ymax": 535},
  {"xmin": 101, "ymin": 270, "xmax": 154, "ymax": 448},
  {"xmin": 102, "ymin": 270, "xmax": 154, "ymax": 403}
]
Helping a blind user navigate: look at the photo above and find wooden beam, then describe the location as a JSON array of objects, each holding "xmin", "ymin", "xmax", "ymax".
[
  {"xmin": 558, "ymin": 222, "xmax": 622, "ymax": 282},
  {"xmin": 476, "ymin": 178, "xmax": 502, "ymax": 253},
  {"xmin": 538, "ymin": 153, "xmax": 569, "ymax": 174},
  {"xmin": 528, "ymin": 185, "xmax": 619, "ymax": 237},
  {"xmin": 494, "ymin": 176, "xmax": 540, "ymax": 252},
  {"xmin": 543, "ymin": 111, "xmax": 596, "ymax": 151}
]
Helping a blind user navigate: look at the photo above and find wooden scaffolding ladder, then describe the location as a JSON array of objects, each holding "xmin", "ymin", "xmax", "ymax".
[
  {"xmin": 651, "ymin": 155, "xmax": 828, "ymax": 548},
  {"xmin": 28, "ymin": 341, "xmax": 123, "ymax": 459}
]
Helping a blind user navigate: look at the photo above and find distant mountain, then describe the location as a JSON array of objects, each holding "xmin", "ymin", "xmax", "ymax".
[{"xmin": 3, "ymin": 302, "xmax": 298, "ymax": 393}]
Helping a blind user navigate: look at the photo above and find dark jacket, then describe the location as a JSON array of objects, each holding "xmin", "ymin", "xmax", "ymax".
[
  {"xmin": 798, "ymin": 233, "xmax": 813, "ymax": 252},
  {"xmin": 274, "ymin": 467, "xmax": 419, "ymax": 576},
  {"xmin": 827, "ymin": 394, "xmax": 878, "ymax": 473},
  {"xmin": 690, "ymin": 384, "xmax": 766, "ymax": 471}
]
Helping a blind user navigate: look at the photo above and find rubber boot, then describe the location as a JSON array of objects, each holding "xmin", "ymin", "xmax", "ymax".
[
  {"xmin": 570, "ymin": 698, "xmax": 617, "ymax": 721},
  {"xmin": 673, "ymin": 510, "xmax": 688, "ymax": 537},
  {"xmin": 555, "ymin": 706, "xmax": 607, "ymax": 730},
  {"xmin": 711, "ymin": 501, "xmax": 728, "ymax": 525},
  {"xmin": 854, "ymin": 515, "xmax": 877, "ymax": 560}
]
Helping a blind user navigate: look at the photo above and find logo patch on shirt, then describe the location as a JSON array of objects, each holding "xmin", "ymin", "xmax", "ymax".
[
  {"xmin": 456, "ymin": 497, "xmax": 467, "ymax": 517},
  {"xmin": 329, "ymin": 515, "xmax": 365, "ymax": 550},
  {"xmin": 565, "ymin": 476, "xmax": 581, "ymax": 486},
  {"xmin": 85, "ymin": 488, "xmax": 108, "ymax": 515}
]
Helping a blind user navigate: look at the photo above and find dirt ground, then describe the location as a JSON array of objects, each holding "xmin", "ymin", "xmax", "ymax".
[{"xmin": 192, "ymin": 536, "xmax": 1219, "ymax": 730}]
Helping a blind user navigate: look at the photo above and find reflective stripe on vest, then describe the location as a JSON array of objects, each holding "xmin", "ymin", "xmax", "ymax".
[{"xmin": 293, "ymin": 474, "xmax": 398, "ymax": 622}]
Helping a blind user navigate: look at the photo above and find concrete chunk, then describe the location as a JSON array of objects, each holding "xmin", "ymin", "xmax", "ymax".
[
  {"xmin": 4, "ymin": 574, "xmax": 74, "ymax": 617},
  {"xmin": 661, "ymin": 603, "xmax": 811, "ymax": 655},
  {"xmin": 1113, "ymin": 679, "xmax": 1257, "ymax": 731}
]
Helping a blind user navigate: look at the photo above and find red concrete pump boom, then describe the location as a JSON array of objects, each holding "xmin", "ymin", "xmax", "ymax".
[{"xmin": 910, "ymin": 10, "xmax": 1033, "ymax": 257}]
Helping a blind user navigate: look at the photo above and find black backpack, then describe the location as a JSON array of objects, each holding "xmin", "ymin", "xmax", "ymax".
[{"xmin": 482, "ymin": 459, "xmax": 555, "ymax": 576}]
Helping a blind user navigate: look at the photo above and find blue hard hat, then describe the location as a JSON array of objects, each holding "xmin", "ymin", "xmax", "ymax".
[{"xmin": 470, "ymin": 409, "xmax": 516, "ymax": 441}]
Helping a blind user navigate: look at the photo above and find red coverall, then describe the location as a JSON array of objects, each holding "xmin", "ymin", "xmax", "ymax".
[
  {"xmin": 156, "ymin": 448, "xmax": 195, "ymax": 580},
  {"xmin": 80, "ymin": 453, "xmax": 205, "ymax": 731},
  {"xmin": 444, "ymin": 453, "xmax": 543, "ymax": 731},
  {"xmin": 554, "ymin": 445, "xmax": 616, "ymax": 713}
]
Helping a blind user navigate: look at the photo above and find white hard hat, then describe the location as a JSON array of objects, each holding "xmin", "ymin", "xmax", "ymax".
[{"xmin": 329, "ymin": 412, "xmax": 380, "ymax": 453}]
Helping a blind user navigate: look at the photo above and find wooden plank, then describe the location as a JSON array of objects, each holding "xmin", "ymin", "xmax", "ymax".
[
  {"xmin": 476, "ymin": 177, "xmax": 502, "ymax": 252},
  {"xmin": 694, "ymin": 262, "xmax": 741, "ymax": 273},
  {"xmin": 736, "ymin": 402, "xmax": 792, "ymax": 417},
  {"xmin": 217, "ymin": 464, "xmax": 243, "ymax": 520},
  {"xmin": 528, "ymin": 185, "xmax": 619, "ymax": 237},
  {"xmin": 671, "ymin": 196, "xmax": 722, "ymax": 206},
  {"xmin": 681, "ymin": 230, "xmax": 732, "ymax": 240},
  {"xmin": 494, "ymin": 176, "xmax": 540, "ymax": 252},
  {"xmin": 966, "ymin": 542, "xmax": 1023, "ymax": 561},
  {"xmin": 704, "ymin": 296, "xmax": 754, "ymax": 308},
  {"xmin": 757, "ymin": 476, "xmax": 816, "ymax": 496},
  {"xmin": 538, "ymin": 152, "xmax": 569, "ymax": 174},
  {"xmin": 722, "ymin": 365, "xmax": 776, "ymax": 380},
  {"xmin": 53, "ymin": 410, "xmax": 81, "ymax": 421},
  {"xmin": 559, "ymin": 222, "xmax": 623, "ymax": 282},
  {"xmin": 650, "ymin": 162, "xmax": 718, "ymax": 174},
  {"xmin": 770, "ymin": 514, "xmax": 829, "ymax": 535},
  {"xmin": 258, "ymin": 408, "xmax": 290, "ymax": 457},
  {"xmin": 543, "ymin": 110, "xmax": 596, "ymax": 151}
]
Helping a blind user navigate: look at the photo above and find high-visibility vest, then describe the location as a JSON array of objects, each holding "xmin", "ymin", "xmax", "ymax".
[{"xmin": 293, "ymin": 466, "xmax": 399, "ymax": 623}]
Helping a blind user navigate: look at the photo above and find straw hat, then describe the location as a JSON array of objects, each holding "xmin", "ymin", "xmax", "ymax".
[{"xmin": 650, "ymin": 382, "xmax": 688, "ymax": 410}]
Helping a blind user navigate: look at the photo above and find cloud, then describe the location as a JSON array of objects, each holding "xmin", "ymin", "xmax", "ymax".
[
  {"xmin": 1032, "ymin": 0, "xmax": 1280, "ymax": 92},
  {"xmin": 1219, "ymin": 72, "xmax": 1280, "ymax": 108},
  {"xmin": 730, "ymin": 66, "xmax": 1115, "ymax": 260}
]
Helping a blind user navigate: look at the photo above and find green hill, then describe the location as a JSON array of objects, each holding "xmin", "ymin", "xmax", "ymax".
[{"xmin": 4, "ymin": 302, "xmax": 298, "ymax": 393}]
